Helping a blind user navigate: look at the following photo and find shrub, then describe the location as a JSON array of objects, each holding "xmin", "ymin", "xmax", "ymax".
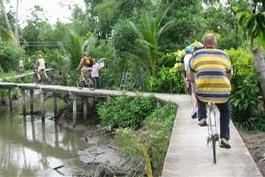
[
  {"xmin": 115, "ymin": 103, "xmax": 177, "ymax": 176},
  {"xmin": 97, "ymin": 95, "xmax": 157, "ymax": 129},
  {"xmin": 112, "ymin": 20, "xmax": 137, "ymax": 58},
  {"xmin": 0, "ymin": 43, "xmax": 24, "ymax": 72},
  {"xmin": 146, "ymin": 67, "xmax": 185, "ymax": 93},
  {"xmin": 226, "ymin": 48, "xmax": 264, "ymax": 126}
]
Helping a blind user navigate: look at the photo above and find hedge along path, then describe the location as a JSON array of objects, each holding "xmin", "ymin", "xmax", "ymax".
[{"xmin": 0, "ymin": 82, "xmax": 262, "ymax": 176}]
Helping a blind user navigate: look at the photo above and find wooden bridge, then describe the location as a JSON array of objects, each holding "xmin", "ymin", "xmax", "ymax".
[
  {"xmin": 0, "ymin": 82, "xmax": 175, "ymax": 125},
  {"xmin": 0, "ymin": 82, "xmax": 262, "ymax": 177}
]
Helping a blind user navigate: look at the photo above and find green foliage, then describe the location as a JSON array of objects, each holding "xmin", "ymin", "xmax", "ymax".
[
  {"xmin": 70, "ymin": 5, "xmax": 91, "ymax": 36},
  {"xmin": 61, "ymin": 31, "xmax": 83, "ymax": 70},
  {"xmin": 204, "ymin": 6, "xmax": 244, "ymax": 49},
  {"xmin": 97, "ymin": 95, "xmax": 157, "ymax": 129},
  {"xmin": 159, "ymin": 0, "xmax": 205, "ymax": 50},
  {"xmin": 115, "ymin": 128, "xmax": 142, "ymax": 155},
  {"xmin": 44, "ymin": 49, "xmax": 65, "ymax": 70},
  {"xmin": 84, "ymin": 0, "xmax": 143, "ymax": 38},
  {"xmin": 235, "ymin": 116, "xmax": 265, "ymax": 132},
  {"xmin": 112, "ymin": 20, "xmax": 137, "ymax": 58},
  {"xmin": 146, "ymin": 67, "xmax": 185, "ymax": 93},
  {"xmin": 22, "ymin": 5, "xmax": 52, "ymax": 52},
  {"xmin": 94, "ymin": 0, "xmax": 121, "ymax": 38},
  {"xmin": 128, "ymin": 8, "xmax": 173, "ymax": 76},
  {"xmin": 115, "ymin": 103, "xmax": 177, "ymax": 176},
  {"xmin": 227, "ymin": 48, "xmax": 264, "ymax": 125},
  {"xmin": 143, "ymin": 103, "xmax": 177, "ymax": 174},
  {"xmin": 235, "ymin": 0, "xmax": 265, "ymax": 46},
  {"xmin": 0, "ymin": 43, "xmax": 24, "ymax": 72}
]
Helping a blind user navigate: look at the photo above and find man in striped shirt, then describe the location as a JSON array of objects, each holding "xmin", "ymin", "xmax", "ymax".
[{"xmin": 188, "ymin": 33, "xmax": 232, "ymax": 149}]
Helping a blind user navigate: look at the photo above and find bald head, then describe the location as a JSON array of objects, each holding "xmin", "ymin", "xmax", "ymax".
[{"xmin": 203, "ymin": 33, "xmax": 217, "ymax": 49}]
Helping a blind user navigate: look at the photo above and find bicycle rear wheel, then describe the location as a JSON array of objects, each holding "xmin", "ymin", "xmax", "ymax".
[{"xmin": 212, "ymin": 138, "xmax": 217, "ymax": 164}]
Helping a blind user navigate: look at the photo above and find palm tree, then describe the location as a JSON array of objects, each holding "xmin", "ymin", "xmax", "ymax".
[
  {"xmin": 62, "ymin": 31, "xmax": 97, "ymax": 70},
  {"xmin": 128, "ymin": 8, "xmax": 173, "ymax": 76}
]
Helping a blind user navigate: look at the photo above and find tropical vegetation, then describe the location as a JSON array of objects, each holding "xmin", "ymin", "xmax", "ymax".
[{"xmin": 0, "ymin": 0, "xmax": 265, "ymax": 175}]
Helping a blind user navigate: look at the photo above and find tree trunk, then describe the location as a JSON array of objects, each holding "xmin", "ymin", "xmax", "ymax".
[
  {"xmin": 0, "ymin": 0, "xmax": 16, "ymax": 42},
  {"xmin": 252, "ymin": 45, "xmax": 265, "ymax": 105}
]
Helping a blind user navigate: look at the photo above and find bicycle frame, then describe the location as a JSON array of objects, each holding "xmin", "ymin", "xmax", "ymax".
[
  {"xmin": 77, "ymin": 74, "xmax": 97, "ymax": 91},
  {"xmin": 206, "ymin": 103, "xmax": 219, "ymax": 164}
]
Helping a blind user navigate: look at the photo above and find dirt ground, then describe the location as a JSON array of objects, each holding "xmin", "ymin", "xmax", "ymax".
[{"xmin": 239, "ymin": 131, "xmax": 265, "ymax": 176}]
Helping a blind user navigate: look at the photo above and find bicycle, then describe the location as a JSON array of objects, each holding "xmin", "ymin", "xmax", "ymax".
[
  {"xmin": 206, "ymin": 102, "xmax": 220, "ymax": 164},
  {"xmin": 76, "ymin": 72, "xmax": 97, "ymax": 91},
  {"xmin": 33, "ymin": 69, "xmax": 48, "ymax": 84}
]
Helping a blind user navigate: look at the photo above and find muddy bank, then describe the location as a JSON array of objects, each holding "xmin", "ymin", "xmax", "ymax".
[
  {"xmin": 239, "ymin": 131, "xmax": 265, "ymax": 176},
  {"xmin": 57, "ymin": 104, "xmax": 141, "ymax": 177}
]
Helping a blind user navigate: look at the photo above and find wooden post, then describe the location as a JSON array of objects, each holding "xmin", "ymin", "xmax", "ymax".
[
  {"xmin": 40, "ymin": 90, "xmax": 45, "ymax": 121},
  {"xmin": 30, "ymin": 89, "xmax": 34, "ymax": 114},
  {"xmin": 8, "ymin": 88, "xmax": 12, "ymax": 111},
  {"xmin": 23, "ymin": 114, "xmax": 27, "ymax": 138},
  {"xmin": 22, "ymin": 89, "xmax": 26, "ymax": 116},
  {"xmin": 31, "ymin": 115, "xmax": 36, "ymax": 142},
  {"xmin": 73, "ymin": 95, "xmax": 77, "ymax": 126},
  {"xmin": 54, "ymin": 122, "xmax": 59, "ymax": 147},
  {"xmin": 83, "ymin": 97, "xmax": 87, "ymax": 120},
  {"xmin": 53, "ymin": 92, "xmax": 57, "ymax": 117}
]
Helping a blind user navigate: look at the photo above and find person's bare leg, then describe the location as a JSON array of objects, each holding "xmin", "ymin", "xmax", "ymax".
[{"xmin": 191, "ymin": 83, "xmax": 197, "ymax": 119}]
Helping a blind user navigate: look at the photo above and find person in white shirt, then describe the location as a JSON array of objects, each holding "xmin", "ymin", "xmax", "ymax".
[
  {"xmin": 91, "ymin": 58, "xmax": 103, "ymax": 88},
  {"xmin": 35, "ymin": 54, "xmax": 47, "ymax": 82},
  {"xmin": 181, "ymin": 46, "xmax": 193, "ymax": 93},
  {"xmin": 18, "ymin": 58, "xmax": 24, "ymax": 73}
]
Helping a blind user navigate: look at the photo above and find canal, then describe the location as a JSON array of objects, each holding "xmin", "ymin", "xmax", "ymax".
[{"xmin": 0, "ymin": 98, "xmax": 123, "ymax": 177}]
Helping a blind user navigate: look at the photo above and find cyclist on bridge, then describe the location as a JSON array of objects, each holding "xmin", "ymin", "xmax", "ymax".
[
  {"xmin": 77, "ymin": 53, "xmax": 93, "ymax": 80},
  {"xmin": 188, "ymin": 33, "xmax": 233, "ymax": 149},
  {"xmin": 35, "ymin": 54, "xmax": 48, "ymax": 82}
]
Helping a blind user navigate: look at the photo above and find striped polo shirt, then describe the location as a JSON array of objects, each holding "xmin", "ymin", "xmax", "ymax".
[{"xmin": 189, "ymin": 49, "xmax": 232, "ymax": 103}]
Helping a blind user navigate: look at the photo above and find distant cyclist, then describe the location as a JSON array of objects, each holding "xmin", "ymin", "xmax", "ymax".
[
  {"xmin": 188, "ymin": 33, "xmax": 232, "ymax": 149},
  {"xmin": 35, "ymin": 54, "xmax": 47, "ymax": 82},
  {"xmin": 76, "ymin": 53, "xmax": 92, "ymax": 80},
  {"xmin": 181, "ymin": 46, "xmax": 193, "ymax": 93},
  {"xmin": 18, "ymin": 58, "xmax": 24, "ymax": 73},
  {"xmin": 187, "ymin": 43, "xmax": 204, "ymax": 119}
]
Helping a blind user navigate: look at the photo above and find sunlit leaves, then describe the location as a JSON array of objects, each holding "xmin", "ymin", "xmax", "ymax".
[{"xmin": 236, "ymin": 0, "xmax": 265, "ymax": 46}]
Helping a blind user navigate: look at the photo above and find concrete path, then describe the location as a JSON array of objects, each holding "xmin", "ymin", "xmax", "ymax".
[{"xmin": 161, "ymin": 94, "xmax": 263, "ymax": 177}]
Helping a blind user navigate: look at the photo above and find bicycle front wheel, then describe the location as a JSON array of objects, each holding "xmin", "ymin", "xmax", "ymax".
[{"xmin": 76, "ymin": 80, "xmax": 85, "ymax": 90}]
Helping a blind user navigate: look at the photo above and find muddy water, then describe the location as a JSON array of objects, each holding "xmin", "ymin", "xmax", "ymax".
[{"xmin": 0, "ymin": 98, "xmax": 123, "ymax": 177}]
